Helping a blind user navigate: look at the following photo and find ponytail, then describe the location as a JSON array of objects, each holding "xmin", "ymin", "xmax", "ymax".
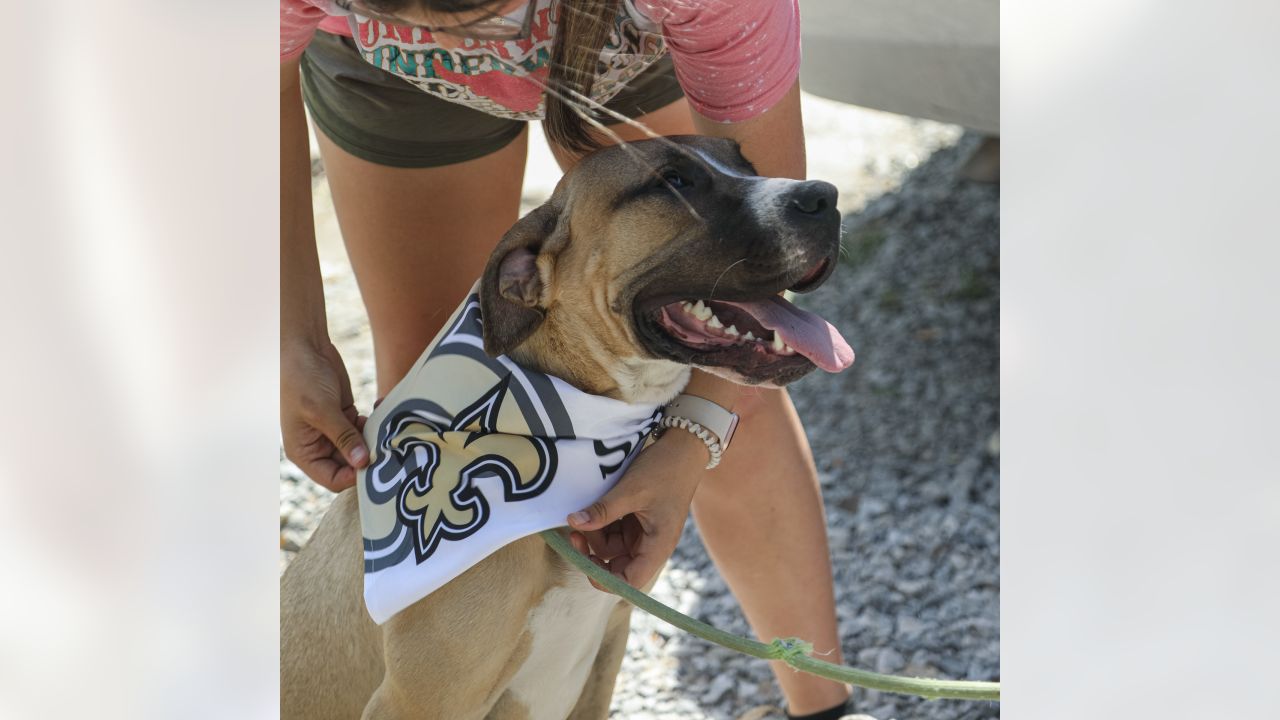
[{"xmin": 543, "ymin": 0, "xmax": 620, "ymax": 153}]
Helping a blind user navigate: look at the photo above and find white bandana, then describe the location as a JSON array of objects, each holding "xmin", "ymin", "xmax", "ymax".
[{"xmin": 357, "ymin": 288, "xmax": 662, "ymax": 624}]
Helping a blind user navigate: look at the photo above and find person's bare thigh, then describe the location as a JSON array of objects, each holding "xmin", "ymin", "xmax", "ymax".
[{"xmin": 315, "ymin": 127, "xmax": 528, "ymax": 395}]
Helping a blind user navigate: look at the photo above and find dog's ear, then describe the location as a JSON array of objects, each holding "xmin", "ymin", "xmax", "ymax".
[{"xmin": 479, "ymin": 200, "xmax": 569, "ymax": 357}]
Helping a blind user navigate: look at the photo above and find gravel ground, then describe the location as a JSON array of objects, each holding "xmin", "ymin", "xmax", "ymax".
[{"xmin": 280, "ymin": 95, "xmax": 999, "ymax": 720}]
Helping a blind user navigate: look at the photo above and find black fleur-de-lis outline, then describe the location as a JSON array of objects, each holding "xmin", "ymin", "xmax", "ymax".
[{"xmin": 395, "ymin": 375, "xmax": 559, "ymax": 564}]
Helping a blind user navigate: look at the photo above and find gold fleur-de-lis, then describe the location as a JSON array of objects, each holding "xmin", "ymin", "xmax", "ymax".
[{"xmin": 390, "ymin": 376, "xmax": 557, "ymax": 562}]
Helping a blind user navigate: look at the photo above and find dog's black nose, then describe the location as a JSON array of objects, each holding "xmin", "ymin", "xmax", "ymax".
[{"xmin": 787, "ymin": 181, "xmax": 838, "ymax": 216}]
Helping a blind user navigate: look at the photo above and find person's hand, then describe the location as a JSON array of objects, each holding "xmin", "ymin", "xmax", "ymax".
[
  {"xmin": 281, "ymin": 337, "xmax": 370, "ymax": 492},
  {"xmin": 566, "ymin": 432, "xmax": 707, "ymax": 591}
]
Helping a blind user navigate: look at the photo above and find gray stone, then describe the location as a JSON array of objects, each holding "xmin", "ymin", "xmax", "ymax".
[
  {"xmin": 700, "ymin": 673, "xmax": 735, "ymax": 705},
  {"xmin": 895, "ymin": 614, "xmax": 929, "ymax": 639},
  {"xmin": 856, "ymin": 646, "xmax": 881, "ymax": 668},
  {"xmin": 875, "ymin": 647, "xmax": 905, "ymax": 674}
]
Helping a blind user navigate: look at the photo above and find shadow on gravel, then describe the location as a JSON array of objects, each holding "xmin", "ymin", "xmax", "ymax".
[{"xmin": 658, "ymin": 133, "xmax": 1001, "ymax": 720}]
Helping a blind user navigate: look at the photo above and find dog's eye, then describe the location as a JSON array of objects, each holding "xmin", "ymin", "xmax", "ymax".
[{"xmin": 659, "ymin": 169, "xmax": 689, "ymax": 189}]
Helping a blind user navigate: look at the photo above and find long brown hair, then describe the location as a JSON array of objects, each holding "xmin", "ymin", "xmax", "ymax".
[{"xmin": 366, "ymin": 0, "xmax": 621, "ymax": 153}]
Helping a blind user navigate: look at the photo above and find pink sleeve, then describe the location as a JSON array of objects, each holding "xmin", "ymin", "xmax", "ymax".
[
  {"xmin": 281, "ymin": 0, "xmax": 343, "ymax": 62},
  {"xmin": 638, "ymin": 0, "xmax": 801, "ymax": 123}
]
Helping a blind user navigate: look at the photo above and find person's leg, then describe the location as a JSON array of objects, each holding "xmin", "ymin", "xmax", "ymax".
[
  {"xmin": 300, "ymin": 30, "xmax": 530, "ymax": 395},
  {"xmin": 315, "ymin": 127, "xmax": 528, "ymax": 396},
  {"xmin": 550, "ymin": 93, "xmax": 851, "ymax": 716},
  {"xmin": 691, "ymin": 390, "xmax": 851, "ymax": 716}
]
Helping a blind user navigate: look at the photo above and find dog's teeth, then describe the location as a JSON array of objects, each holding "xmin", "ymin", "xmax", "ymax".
[
  {"xmin": 784, "ymin": 344, "xmax": 795, "ymax": 354},
  {"xmin": 744, "ymin": 331, "xmax": 755, "ymax": 341},
  {"xmin": 725, "ymin": 325, "xmax": 739, "ymax": 337},
  {"xmin": 708, "ymin": 315, "xmax": 723, "ymax": 329},
  {"xmin": 682, "ymin": 301, "xmax": 693, "ymax": 313},
  {"xmin": 772, "ymin": 333, "xmax": 784, "ymax": 352},
  {"xmin": 692, "ymin": 301, "xmax": 713, "ymax": 321}
]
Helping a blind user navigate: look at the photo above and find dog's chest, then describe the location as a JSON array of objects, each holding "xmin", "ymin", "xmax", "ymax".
[{"xmin": 505, "ymin": 571, "xmax": 622, "ymax": 720}]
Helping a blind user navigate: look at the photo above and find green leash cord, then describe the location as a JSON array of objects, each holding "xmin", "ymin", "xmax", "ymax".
[{"xmin": 540, "ymin": 530, "xmax": 1000, "ymax": 703}]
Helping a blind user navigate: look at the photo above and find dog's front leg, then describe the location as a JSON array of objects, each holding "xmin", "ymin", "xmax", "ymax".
[
  {"xmin": 364, "ymin": 537, "xmax": 553, "ymax": 720},
  {"xmin": 565, "ymin": 601, "xmax": 634, "ymax": 720},
  {"xmin": 361, "ymin": 619, "xmax": 530, "ymax": 720}
]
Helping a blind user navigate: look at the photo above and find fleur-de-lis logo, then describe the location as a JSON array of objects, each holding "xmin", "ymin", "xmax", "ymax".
[{"xmin": 382, "ymin": 375, "xmax": 558, "ymax": 563}]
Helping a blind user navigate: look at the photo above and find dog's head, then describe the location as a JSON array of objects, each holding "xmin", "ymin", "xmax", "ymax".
[{"xmin": 480, "ymin": 136, "xmax": 853, "ymax": 402}]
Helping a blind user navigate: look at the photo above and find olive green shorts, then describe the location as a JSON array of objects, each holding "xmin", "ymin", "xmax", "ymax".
[{"xmin": 299, "ymin": 32, "xmax": 686, "ymax": 168}]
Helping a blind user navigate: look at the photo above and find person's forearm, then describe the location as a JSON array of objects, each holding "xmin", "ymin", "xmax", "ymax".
[
  {"xmin": 691, "ymin": 82, "xmax": 806, "ymax": 181},
  {"xmin": 281, "ymin": 58, "xmax": 329, "ymax": 345}
]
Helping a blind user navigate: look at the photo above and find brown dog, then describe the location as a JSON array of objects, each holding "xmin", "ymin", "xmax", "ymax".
[{"xmin": 281, "ymin": 136, "xmax": 852, "ymax": 720}]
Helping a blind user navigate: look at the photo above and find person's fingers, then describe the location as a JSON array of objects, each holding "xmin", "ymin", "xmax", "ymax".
[
  {"xmin": 602, "ymin": 524, "xmax": 629, "ymax": 560},
  {"xmin": 580, "ymin": 528, "xmax": 608, "ymax": 554},
  {"xmin": 569, "ymin": 531, "xmax": 621, "ymax": 593},
  {"xmin": 285, "ymin": 425, "xmax": 347, "ymax": 490},
  {"xmin": 588, "ymin": 550, "xmax": 609, "ymax": 586},
  {"xmin": 307, "ymin": 401, "xmax": 370, "ymax": 469},
  {"xmin": 582, "ymin": 527, "xmax": 627, "ymax": 562},
  {"xmin": 322, "ymin": 444, "xmax": 359, "ymax": 491},
  {"xmin": 615, "ymin": 514, "xmax": 680, "ymax": 589},
  {"xmin": 330, "ymin": 464, "xmax": 357, "ymax": 492},
  {"xmin": 607, "ymin": 552, "xmax": 637, "ymax": 586},
  {"xmin": 342, "ymin": 402, "xmax": 358, "ymax": 422},
  {"xmin": 622, "ymin": 516, "xmax": 642, "ymax": 553},
  {"xmin": 567, "ymin": 499, "xmax": 615, "ymax": 531},
  {"xmin": 567, "ymin": 479, "xmax": 647, "ymax": 531},
  {"xmin": 569, "ymin": 531, "xmax": 590, "ymax": 556},
  {"xmin": 614, "ymin": 547, "xmax": 662, "ymax": 589},
  {"xmin": 585, "ymin": 550, "xmax": 612, "ymax": 593},
  {"xmin": 298, "ymin": 453, "xmax": 349, "ymax": 493}
]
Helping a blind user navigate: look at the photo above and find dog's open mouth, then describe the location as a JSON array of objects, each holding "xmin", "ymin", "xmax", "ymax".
[
  {"xmin": 634, "ymin": 257, "xmax": 855, "ymax": 382},
  {"xmin": 654, "ymin": 295, "xmax": 854, "ymax": 373}
]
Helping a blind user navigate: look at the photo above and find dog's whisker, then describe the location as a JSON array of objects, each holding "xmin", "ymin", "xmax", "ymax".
[{"xmin": 708, "ymin": 257, "xmax": 748, "ymax": 301}]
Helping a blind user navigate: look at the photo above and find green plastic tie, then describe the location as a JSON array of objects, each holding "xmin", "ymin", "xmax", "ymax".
[{"xmin": 766, "ymin": 637, "xmax": 815, "ymax": 663}]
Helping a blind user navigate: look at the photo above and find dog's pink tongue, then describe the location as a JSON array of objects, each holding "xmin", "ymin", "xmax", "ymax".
[{"xmin": 722, "ymin": 297, "xmax": 855, "ymax": 372}]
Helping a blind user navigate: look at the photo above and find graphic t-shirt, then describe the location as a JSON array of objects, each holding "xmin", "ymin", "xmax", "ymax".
[{"xmin": 280, "ymin": 0, "xmax": 801, "ymax": 122}]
